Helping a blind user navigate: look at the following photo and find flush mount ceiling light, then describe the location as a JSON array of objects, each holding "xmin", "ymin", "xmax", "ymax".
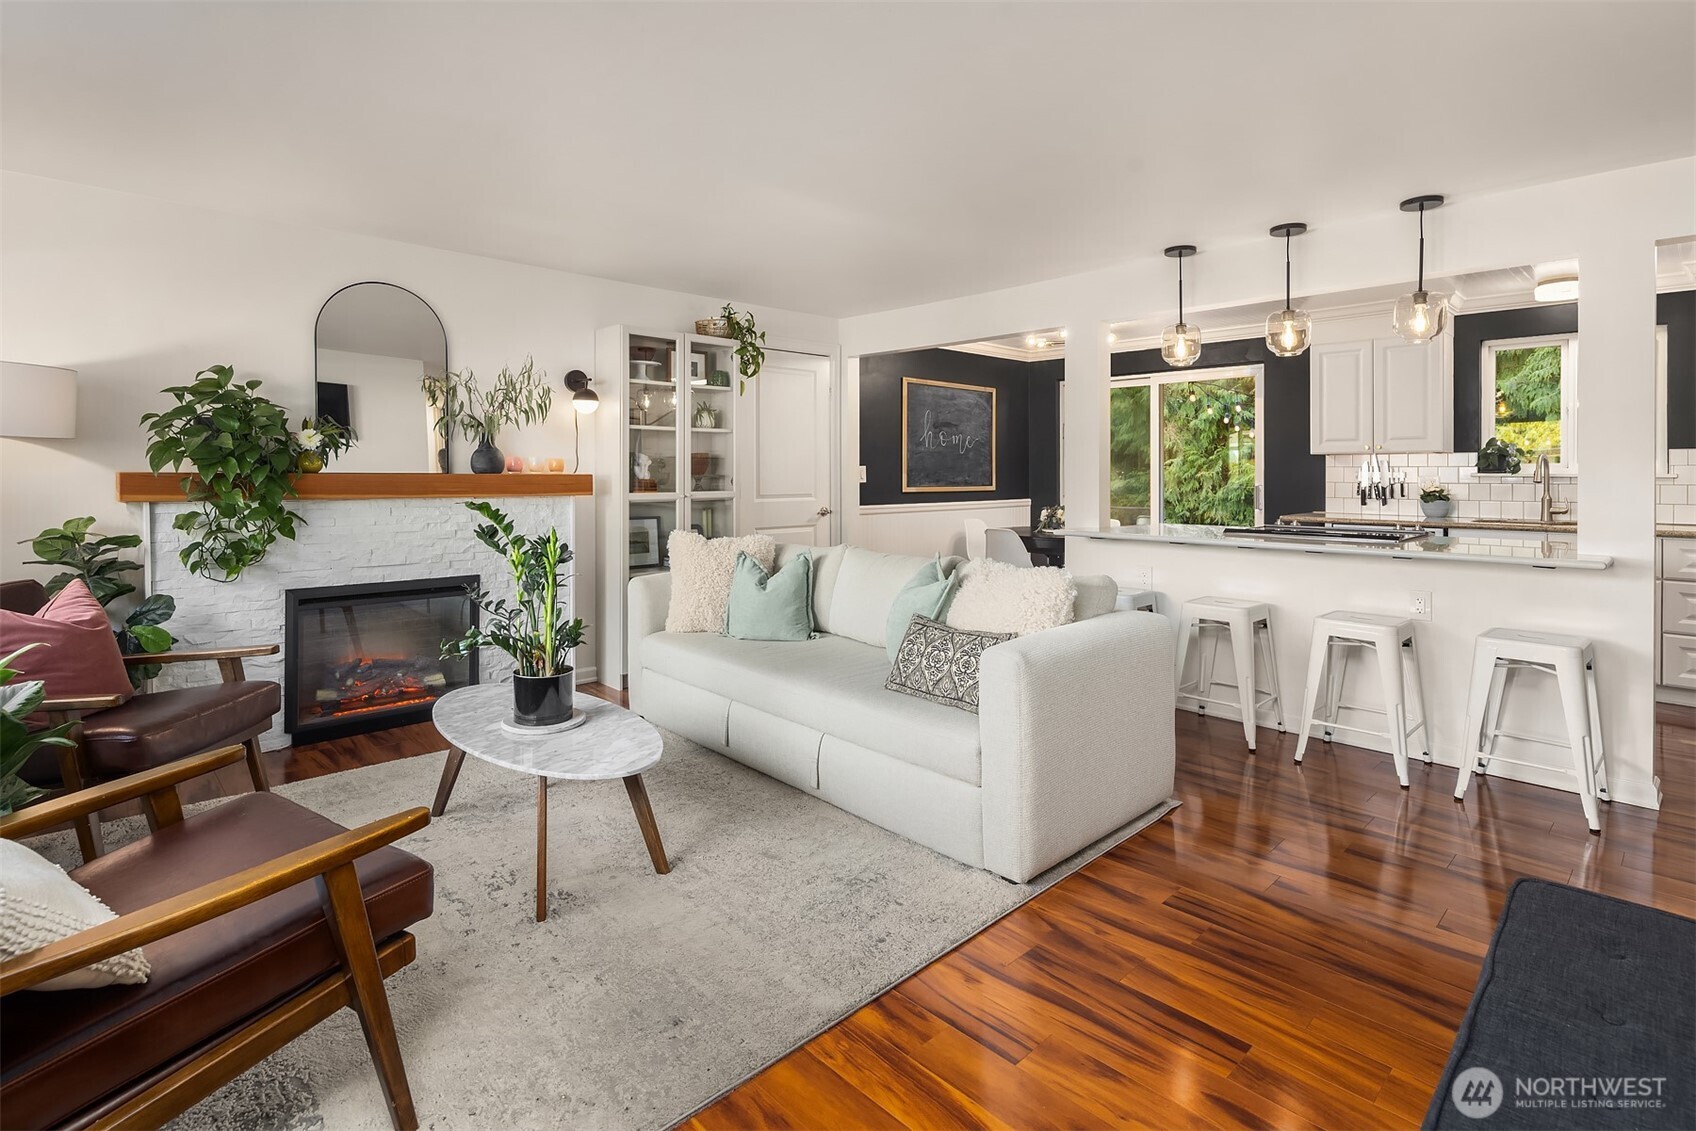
[
  {"xmin": 1392, "ymin": 195, "xmax": 1447, "ymax": 343},
  {"xmin": 1265, "ymin": 222, "xmax": 1311, "ymax": 358},
  {"xmin": 1534, "ymin": 273, "xmax": 1580, "ymax": 302},
  {"xmin": 1161, "ymin": 245, "xmax": 1201, "ymax": 368}
]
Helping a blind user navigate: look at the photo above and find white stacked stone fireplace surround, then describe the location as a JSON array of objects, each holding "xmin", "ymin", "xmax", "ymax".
[{"xmin": 134, "ymin": 494, "xmax": 581, "ymax": 750}]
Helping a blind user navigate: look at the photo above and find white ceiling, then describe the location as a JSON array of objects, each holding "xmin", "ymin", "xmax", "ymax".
[{"xmin": 3, "ymin": 2, "xmax": 1692, "ymax": 318}]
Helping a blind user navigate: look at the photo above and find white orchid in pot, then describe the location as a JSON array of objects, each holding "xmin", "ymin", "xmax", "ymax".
[{"xmin": 442, "ymin": 502, "xmax": 586, "ymax": 727}]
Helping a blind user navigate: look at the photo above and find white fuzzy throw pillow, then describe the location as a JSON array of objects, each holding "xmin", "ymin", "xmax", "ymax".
[
  {"xmin": 945, "ymin": 558, "xmax": 1077, "ymax": 636},
  {"xmin": 0, "ymin": 838, "xmax": 150, "ymax": 991},
  {"xmin": 665, "ymin": 531, "xmax": 778, "ymax": 633}
]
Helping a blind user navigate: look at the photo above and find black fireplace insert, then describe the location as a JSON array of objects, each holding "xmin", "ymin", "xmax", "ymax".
[{"xmin": 283, "ymin": 576, "xmax": 478, "ymax": 743}]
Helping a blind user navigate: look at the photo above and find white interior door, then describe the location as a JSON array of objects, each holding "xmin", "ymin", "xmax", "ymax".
[{"xmin": 738, "ymin": 350, "xmax": 834, "ymax": 545}]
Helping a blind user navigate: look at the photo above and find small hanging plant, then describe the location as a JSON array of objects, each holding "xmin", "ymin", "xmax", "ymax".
[
  {"xmin": 141, "ymin": 365, "xmax": 356, "ymax": 582},
  {"xmin": 719, "ymin": 304, "xmax": 766, "ymax": 394}
]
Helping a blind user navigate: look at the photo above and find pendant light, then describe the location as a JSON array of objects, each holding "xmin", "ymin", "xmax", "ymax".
[
  {"xmin": 1264, "ymin": 223, "xmax": 1311, "ymax": 357},
  {"xmin": 1392, "ymin": 195, "xmax": 1446, "ymax": 342},
  {"xmin": 1161, "ymin": 245, "xmax": 1201, "ymax": 368}
]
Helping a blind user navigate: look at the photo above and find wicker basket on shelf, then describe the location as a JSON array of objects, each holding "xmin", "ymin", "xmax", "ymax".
[{"xmin": 694, "ymin": 318, "xmax": 730, "ymax": 337}]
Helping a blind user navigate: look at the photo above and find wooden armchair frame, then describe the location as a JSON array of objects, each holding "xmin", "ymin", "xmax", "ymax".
[
  {"xmin": 1, "ymin": 746, "xmax": 429, "ymax": 1131},
  {"xmin": 42, "ymin": 643, "xmax": 280, "ymax": 862}
]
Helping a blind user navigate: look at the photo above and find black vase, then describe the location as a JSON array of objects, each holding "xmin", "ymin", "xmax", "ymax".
[
  {"xmin": 470, "ymin": 438, "xmax": 504, "ymax": 474},
  {"xmin": 512, "ymin": 670, "xmax": 573, "ymax": 727}
]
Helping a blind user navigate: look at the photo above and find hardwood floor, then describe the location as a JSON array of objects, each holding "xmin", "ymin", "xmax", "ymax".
[{"xmin": 232, "ymin": 692, "xmax": 1691, "ymax": 1130}]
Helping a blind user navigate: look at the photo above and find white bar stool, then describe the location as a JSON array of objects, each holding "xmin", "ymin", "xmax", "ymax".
[
  {"xmin": 1293, "ymin": 611, "xmax": 1431, "ymax": 789},
  {"xmin": 1454, "ymin": 628, "xmax": 1610, "ymax": 833},
  {"xmin": 1175, "ymin": 597, "xmax": 1284, "ymax": 751}
]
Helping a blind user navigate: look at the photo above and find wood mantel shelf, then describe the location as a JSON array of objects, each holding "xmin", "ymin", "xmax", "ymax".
[{"xmin": 116, "ymin": 471, "xmax": 593, "ymax": 502}]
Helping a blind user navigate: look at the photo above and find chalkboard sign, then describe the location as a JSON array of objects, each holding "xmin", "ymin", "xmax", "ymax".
[{"xmin": 902, "ymin": 377, "xmax": 997, "ymax": 492}]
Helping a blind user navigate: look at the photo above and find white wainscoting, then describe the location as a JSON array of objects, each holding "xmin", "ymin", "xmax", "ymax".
[{"xmin": 852, "ymin": 498, "xmax": 1032, "ymax": 558}]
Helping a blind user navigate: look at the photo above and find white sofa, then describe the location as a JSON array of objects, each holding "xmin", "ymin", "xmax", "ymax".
[{"xmin": 627, "ymin": 544, "xmax": 1176, "ymax": 882}]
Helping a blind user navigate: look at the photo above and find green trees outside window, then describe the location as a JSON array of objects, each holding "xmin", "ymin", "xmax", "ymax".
[
  {"xmin": 1109, "ymin": 373, "xmax": 1257, "ymax": 527},
  {"xmin": 1490, "ymin": 344, "xmax": 1565, "ymax": 461}
]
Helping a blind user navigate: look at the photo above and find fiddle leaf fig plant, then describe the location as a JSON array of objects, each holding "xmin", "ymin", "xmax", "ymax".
[
  {"xmin": 22, "ymin": 517, "xmax": 177, "ymax": 685},
  {"xmin": 719, "ymin": 304, "xmax": 766, "ymax": 394},
  {"xmin": 141, "ymin": 365, "xmax": 355, "ymax": 583}
]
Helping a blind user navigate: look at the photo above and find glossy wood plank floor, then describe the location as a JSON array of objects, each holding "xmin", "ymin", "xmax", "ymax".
[{"xmin": 243, "ymin": 693, "xmax": 1692, "ymax": 1130}]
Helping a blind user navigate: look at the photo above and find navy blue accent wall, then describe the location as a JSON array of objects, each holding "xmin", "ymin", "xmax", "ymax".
[{"xmin": 1660, "ymin": 291, "xmax": 1695, "ymax": 450}]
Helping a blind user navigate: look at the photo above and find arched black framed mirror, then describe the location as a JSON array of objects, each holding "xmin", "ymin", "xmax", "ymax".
[{"xmin": 314, "ymin": 281, "xmax": 450, "ymax": 472}]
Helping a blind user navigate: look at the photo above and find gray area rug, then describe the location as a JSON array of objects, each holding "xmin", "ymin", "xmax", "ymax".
[{"xmin": 51, "ymin": 733, "xmax": 1174, "ymax": 1130}]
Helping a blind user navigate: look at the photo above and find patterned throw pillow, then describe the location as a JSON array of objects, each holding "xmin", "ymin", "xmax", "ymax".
[{"xmin": 885, "ymin": 615, "xmax": 1013, "ymax": 713}]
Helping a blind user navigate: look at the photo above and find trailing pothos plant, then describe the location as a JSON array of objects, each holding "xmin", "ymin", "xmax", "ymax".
[
  {"xmin": 442, "ymin": 502, "xmax": 586, "ymax": 677},
  {"xmin": 141, "ymin": 365, "xmax": 354, "ymax": 582},
  {"xmin": 719, "ymin": 304, "xmax": 767, "ymax": 394},
  {"xmin": 0, "ymin": 644, "xmax": 73, "ymax": 814},
  {"xmin": 22, "ymin": 517, "xmax": 176, "ymax": 684}
]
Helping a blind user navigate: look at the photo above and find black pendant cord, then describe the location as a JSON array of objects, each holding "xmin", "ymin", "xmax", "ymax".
[
  {"xmin": 1416, "ymin": 204, "xmax": 1426, "ymax": 292},
  {"xmin": 1178, "ymin": 256, "xmax": 1186, "ymax": 325},
  {"xmin": 1284, "ymin": 230, "xmax": 1293, "ymax": 310}
]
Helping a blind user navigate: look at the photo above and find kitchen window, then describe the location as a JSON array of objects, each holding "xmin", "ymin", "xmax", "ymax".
[
  {"xmin": 1109, "ymin": 366, "xmax": 1262, "ymax": 527},
  {"xmin": 1481, "ymin": 333, "xmax": 1578, "ymax": 473}
]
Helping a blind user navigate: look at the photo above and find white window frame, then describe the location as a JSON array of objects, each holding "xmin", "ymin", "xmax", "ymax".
[
  {"xmin": 1109, "ymin": 364, "xmax": 1265, "ymax": 527},
  {"xmin": 1480, "ymin": 333, "xmax": 1579, "ymax": 475}
]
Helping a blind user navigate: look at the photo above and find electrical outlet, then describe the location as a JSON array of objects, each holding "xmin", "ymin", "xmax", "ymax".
[
  {"xmin": 1410, "ymin": 590, "xmax": 1432, "ymax": 621},
  {"xmin": 1128, "ymin": 566, "xmax": 1153, "ymax": 590},
  {"xmin": 857, "ymin": 465, "xmax": 868, "ymax": 484}
]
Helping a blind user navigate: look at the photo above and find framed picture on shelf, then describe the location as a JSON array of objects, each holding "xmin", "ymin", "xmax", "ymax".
[
  {"xmin": 629, "ymin": 516, "xmax": 662, "ymax": 568},
  {"xmin": 687, "ymin": 356, "xmax": 705, "ymax": 385}
]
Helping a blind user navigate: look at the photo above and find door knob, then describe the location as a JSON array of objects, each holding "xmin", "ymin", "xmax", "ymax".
[{"xmin": 816, "ymin": 506, "xmax": 832, "ymax": 518}]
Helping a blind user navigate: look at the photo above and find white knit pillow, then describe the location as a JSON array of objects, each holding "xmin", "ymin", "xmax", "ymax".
[
  {"xmin": 0, "ymin": 838, "xmax": 150, "ymax": 991},
  {"xmin": 945, "ymin": 558, "xmax": 1077, "ymax": 636},
  {"xmin": 664, "ymin": 531, "xmax": 778, "ymax": 633}
]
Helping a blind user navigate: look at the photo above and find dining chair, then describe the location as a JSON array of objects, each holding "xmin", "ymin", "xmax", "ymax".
[
  {"xmin": 963, "ymin": 518, "xmax": 989, "ymax": 561},
  {"xmin": 984, "ymin": 528, "xmax": 1037, "ymax": 568}
]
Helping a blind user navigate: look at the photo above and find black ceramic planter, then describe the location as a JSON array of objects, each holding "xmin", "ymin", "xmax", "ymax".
[
  {"xmin": 512, "ymin": 670, "xmax": 573, "ymax": 727},
  {"xmin": 470, "ymin": 439, "xmax": 505, "ymax": 474}
]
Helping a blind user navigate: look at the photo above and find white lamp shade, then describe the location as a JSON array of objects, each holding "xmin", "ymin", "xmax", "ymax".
[{"xmin": 1, "ymin": 362, "xmax": 78, "ymax": 438}]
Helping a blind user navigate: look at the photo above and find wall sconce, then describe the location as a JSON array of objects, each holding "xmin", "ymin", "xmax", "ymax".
[
  {"xmin": 0, "ymin": 362, "xmax": 78, "ymax": 438},
  {"xmin": 564, "ymin": 369, "xmax": 599, "ymax": 414}
]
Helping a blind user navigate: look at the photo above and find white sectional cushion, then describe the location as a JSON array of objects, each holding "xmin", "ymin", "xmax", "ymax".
[
  {"xmin": 665, "ymin": 532, "xmax": 777, "ymax": 633},
  {"xmin": 1072, "ymin": 575, "xmax": 1120, "ymax": 621},
  {"xmin": 640, "ymin": 631, "xmax": 982, "ymax": 785},
  {"xmin": 946, "ymin": 558, "xmax": 1077, "ymax": 636},
  {"xmin": 827, "ymin": 547, "xmax": 963, "ymax": 648}
]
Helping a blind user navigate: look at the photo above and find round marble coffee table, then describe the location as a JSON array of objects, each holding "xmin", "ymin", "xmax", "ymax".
[{"xmin": 430, "ymin": 685, "xmax": 668, "ymax": 922}]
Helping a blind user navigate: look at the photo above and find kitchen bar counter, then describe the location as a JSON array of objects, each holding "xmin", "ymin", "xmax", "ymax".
[
  {"xmin": 1659, "ymin": 525, "xmax": 1696, "ymax": 539},
  {"xmin": 1061, "ymin": 524, "xmax": 1610, "ymax": 570},
  {"xmin": 1280, "ymin": 510, "xmax": 1577, "ymax": 535}
]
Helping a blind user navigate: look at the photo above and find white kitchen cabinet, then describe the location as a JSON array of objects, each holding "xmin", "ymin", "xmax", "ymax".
[
  {"xmin": 1656, "ymin": 537, "xmax": 1696, "ymax": 695},
  {"xmin": 1310, "ymin": 334, "xmax": 1451, "ymax": 455}
]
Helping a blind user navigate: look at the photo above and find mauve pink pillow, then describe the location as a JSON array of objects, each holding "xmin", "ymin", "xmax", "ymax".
[{"xmin": 0, "ymin": 580, "xmax": 134, "ymax": 704}]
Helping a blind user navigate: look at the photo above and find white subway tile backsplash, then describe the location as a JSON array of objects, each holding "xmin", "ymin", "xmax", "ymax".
[
  {"xmin": 1658, "ymin": 449, "xmax": 1696, "ymax": 525},
  {"xmin": 1321, "ymin": 453, "xmax": 1583, "ymax": 525}
]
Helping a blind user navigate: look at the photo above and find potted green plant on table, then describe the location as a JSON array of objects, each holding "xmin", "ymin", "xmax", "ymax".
[
  {"xmin": 21, "ymin": 517, "xmax": 177, "ymax": 685},
  {"xmin": 1418, "ymin": 481, "xmax": 1452, "ymax": 520},
  {"xmin": 442, "ymin": 502, "xmax": 586, "ymax": 727},
  {"xmin": 0, "ymin": 645, "xmax": 74, "ymax": 815},
  {"xmin": 422, "ymin": 357, "xmax": 553, "ymax": 474},
  {"xmin": 141, "ymin": 365, "xmax": 356, "ymax": 582}
]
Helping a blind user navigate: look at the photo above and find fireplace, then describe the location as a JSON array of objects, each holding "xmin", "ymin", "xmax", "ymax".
[{"xmin": 283, "ymin": 576, "xmax": 478, "ymax": 743}]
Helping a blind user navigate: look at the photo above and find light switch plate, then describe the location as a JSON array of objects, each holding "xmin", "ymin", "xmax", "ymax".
[{"xmin": 857, "ymin": 465, "xmax": 868, "ymax": 484}]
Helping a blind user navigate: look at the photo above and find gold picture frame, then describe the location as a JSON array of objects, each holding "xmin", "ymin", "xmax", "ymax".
[{"xmin": 901, "ymin": 376, "xmax": 997, "ymax": 493}]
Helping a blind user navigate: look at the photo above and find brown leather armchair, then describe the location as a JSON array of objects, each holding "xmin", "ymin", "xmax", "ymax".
[
  {"xmin": 0, "ymin": 745, "xmax": 434, "ymax": 1131},
  {"xmin": 2, "ymin": 578, "xmax": 282, "ymax": 861}
]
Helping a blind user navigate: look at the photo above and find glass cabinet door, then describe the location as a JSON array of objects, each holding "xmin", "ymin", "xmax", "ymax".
[{"xmin": 685, "ymin": 336, "xmax": 737, "ymax": 536}]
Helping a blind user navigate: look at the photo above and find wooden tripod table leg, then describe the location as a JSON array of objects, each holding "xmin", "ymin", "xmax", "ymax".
[
  {"xmin": 623, "ymin": 774, "xmax": 670, "ymax": 874},
  {"xmin": 431, "ymin": 745, "xmax": 467, "ymax": 817},
  {"xmin": 536, "ymin": 775, "xmax": 549, "ymax": 922}
]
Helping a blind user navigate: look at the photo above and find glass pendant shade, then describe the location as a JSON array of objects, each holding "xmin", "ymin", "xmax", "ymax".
[
  {"xmin": 1161, "ymin": 322, "xmax": 1202, "ymax": 367},
  {"xmin": 1265, "ymin": 308, "xmax": 1310, "ymax": 357},
  {"xmin": 1392, "ymin": 289, "xmax": 1446, "ymax": 342}
]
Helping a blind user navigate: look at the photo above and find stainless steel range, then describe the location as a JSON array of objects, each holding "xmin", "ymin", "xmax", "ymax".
[{"xmin": 1223, "ymin": 523, "xmax": 1432, "ymax": 546}]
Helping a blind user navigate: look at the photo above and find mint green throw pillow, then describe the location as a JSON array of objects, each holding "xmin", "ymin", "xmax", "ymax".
[
  {"xmin": 725, "ymin": 551, "xmax": 815, "ymax": 641},
  {"xmin": 884, "ymin": 556, "xmax": 958, "ymax": 662}
]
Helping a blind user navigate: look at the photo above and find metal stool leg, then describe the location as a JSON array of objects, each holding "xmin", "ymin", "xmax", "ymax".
[
  {"xmin": 1230, "ymin": 617, "xmax": 1258, "ymax": 751},
  {"xmin": 1258, "ymin": 617, "xmax": 1285, "ymax": 732},
  {"xmin": 1456, "ymin": 648, "xmax": 1495, "ymax": 801},
  {"xmin": 1323, "ymin": 643, "xmax": 1351, "ymax": 742},
  {"xmin": 1583, "ymin": 652, "xmax": 1610, "ymax": 801},
  {"xmin": 1197, "ymin": 624, "xmax": 1220, "ymax": 714},
  {"xmin": 1403, "ymin": 635, "xmax": 1432, "ymax": 762},
  {"xmin": 1294, "ymin": 629, "xmax": 1330, "ymax": 764},
  {"xmin": 1374, "ymin": 635, "xmax": 1411, "ymax": 789},
  {"xmin": 1554, "ymin": 654, "xmax": 1602, "ymax": 834},
  {"xmin": 1175, "ymin": 612, "xmax": 1197, "ymax": 699}
]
